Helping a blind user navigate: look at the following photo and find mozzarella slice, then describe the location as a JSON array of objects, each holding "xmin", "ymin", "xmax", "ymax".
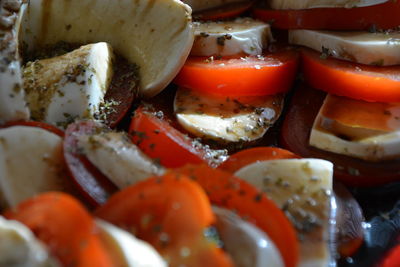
[
  {"xmin": 96, "ymin": 219, "xmax": 167, "ymax": 267},
  {"xmin": 213, "ymin": 207, "xmax": 284, "ymax": 267},
  {"xmin": 78, "ymin": 131, "xmax": 165, "ymax": 189},
  {"xmin": 192, "ymin": 18, "xmax": 272, "ymax": 57},
  {"xmin": 182, "ymin": 0, "xmax": 248, "ymax": 12},
  {"xmin": 289, "ymin": 30, "xmax": 400, "ymax": 66},
  {"xmin": 310, "ymin": 94, "xmax": 400, "ymax": 161},
  {"xmin": 0, "ymin": 126, "xmax": 70, "ymax": 207},
  {"xmin": 174, "ymin": 87, "xmax": 284, "ymax": 143},
  {"xmin": 0, "ymin": 1, "xmax": 29, "ymax": 123},
  {"xmin": 234, "ymin": 158, "xmax": 334, "ymax": 267},
  {"xmin": 23, "ymin": 42, "xmax": 113, "ymax": 127},
  {"xmin": 269, "ymin": 0, "xmax": 389, "ymax": 9},
  {"xmin": 0, "ymin": 216, "xmax": 60, "ymax": 267}
]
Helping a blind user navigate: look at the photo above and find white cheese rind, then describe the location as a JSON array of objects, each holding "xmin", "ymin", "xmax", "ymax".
[
  {"xmin": 174, "ymin": 87, "xmax": 283, "ymax": 143},
  {"xmin": 0, "ymin": 126, "xmax": 68, "ymax": 207},
  {"xmin": 289, "ymin": 30, "xmax": 400, "ymax": 66},
  {"xmin": 23, "ymin": 42, "xmax": 113, "ymax": 126},
  {"xmin": 234, "ymin": 159, "xmax": 334, "ymax": 267},
  {"xmin": 21, "ymin": 0, "xmax": 194, "ymax": 98},
  {"xmin": 269, "ymin": 0, "xmax": 389, "ymax": 9},
  {"xmin": 78, "ymin": 132, "xmax": 165, "ymax": 189},
  {"xmin": 192, "ymin": 18, "xmax": 272, "ymax": 57},
  {"xmin": 96, "ymin": 219, "xmax": 167, "ymax": 267},
  {"xmin": 0, "ymin": 216, "xmax": 60, "ymax": 267}
]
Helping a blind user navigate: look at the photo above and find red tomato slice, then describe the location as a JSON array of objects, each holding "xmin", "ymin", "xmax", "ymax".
[
  {"xmin": 301, "ymin": 48, "xmax": 400, "ymax": 102},
  {"xmin": 218, "ymin": 146, "xmax": 300, "ymax": 173},
  {"xmin": 4, "ymin": 192, "xmax": 114, "ymax": 267},
  {"xmin": 95, "ymin": 173, "xmax": 233, "ymax": 267},
  {"xmin": 381, "ymin": 245, "xmax": 400, "ymax": 267},
  {"xmin": 173, "ymin": 164, "xmax": 299, "ymax": 267},
  {"xmin": 1, "ymin": 120, "xmax": 64, "ymax": 137},
  {"xmin": 193, "ymin": 1, "xmax": 254, "ymax": 21},
  {"xmin": 129, "ymin": 106, "xmax": 208, "ymax": 168},
  {"xmin": 64, "ymin": 121, "xmax": 118, "ymax": 207},
  {"xmin": 280, "ymin": 84, "xmax": 400, "ymax": 187},
  {"xmin": 253, "ymin": 0, "xmax": 400, "ymax": 30},
  {"xmin": 174, "ymin": 48, "xmax": 299, "ymax": 96}
]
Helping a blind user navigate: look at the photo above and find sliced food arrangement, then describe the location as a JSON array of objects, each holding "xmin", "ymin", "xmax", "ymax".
[{"xmin": 1, "ymin": 0, "xmax": 400, "ymax": 266}]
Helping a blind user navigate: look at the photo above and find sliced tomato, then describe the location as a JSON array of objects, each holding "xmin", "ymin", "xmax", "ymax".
[
  {"xmin": 280, "ymin": 84, "xmax": 400, "ymax": 187},
  {"xmin": 64, "ymin": 121, "xmax": 118, "ymax": 207},
  {"xmin": 129, "ymin": 106, "xmax": 208, "ymax": 168},
  {"xmin": 253, "ymin": 0, "xmax": 400, "ymax": 30},
  {"xmin": 193, "ymin": 1, "xmax": 254, "ymax": 21},
  {"xmin": 173, "ymin": 164, "xmax": 299, "ymax": 267},
  {"xmin": 218, "ymin": 146, "xmax": 300, "ymax": 173},
  {"xmin": 4, "ymin": 192, "xmax": 114, "ymax": 267},
  {"xmin": 1, "ymin": 120, "xmax": 64, "ymax": 137},
  {"xmin": 301, "ymin": 48, "xmax": 400, "ymax": 102},
  {"xmin": 95, "ymin": 173, "xmax": 233, "ymax": 267},
  {"xmin": 381, "ymin": 245, "xmax": 400, "ymax": 267},
  {"xmin": 174, "ymin": 48, "xmax": 299, "ymax": 96}
]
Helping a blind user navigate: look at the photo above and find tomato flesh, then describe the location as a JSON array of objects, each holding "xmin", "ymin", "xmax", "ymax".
[{"xmin": 193, "ymin": 1, "xmax": 254, "ymax": 20}]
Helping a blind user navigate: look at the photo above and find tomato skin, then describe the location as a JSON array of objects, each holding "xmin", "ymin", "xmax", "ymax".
[
  {"xmin": 174, "ymin": 49, "xmax": 299, "ymax": 97},
  {"xmin": 0, "ymin": 120, "xmax": 64, "ymax": 137},
  {"xmin": 95, "ymin": 173, "xmax": 233, "ymax": 267},
  {"xmin": 381, "ymin": 245, "xmax": 400, "ymax": 267},
  {"xmin": 173, "ymin": 164, "xmax": 299, "ymax": 267},
  {"xmin": 129, "ymin": 106, "xmax": 207, "ymax": 168},
  {"xmin": 253, "ymin": 0, "xmax": 400, "ymax": 30},
  {"xmin": 301, "ymin": 48, "xmax": 400, "ymax": 103},
  {"xmin": 280, "ymin": 84, "xmax": 400, "ymax": 187},
  {"xmin": 193, "ymin": 1, "xmax": 254, "ymax": 20},
  {"xmin": 4, "ymin": 192, "xmax": 114, "ymax": 267}
]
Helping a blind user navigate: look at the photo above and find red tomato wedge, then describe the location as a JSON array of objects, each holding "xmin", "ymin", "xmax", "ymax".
[
  {"xmin": 173, "ymin": 164, "xmax": 299, "ymax": 267},
  {"xmin": 381, "ymin": 245, "xmax": 400, "ymax": 267},
  {"xmin": 301, "ymin": 48, "xmax": 400, "ymax": 103},
  {"xmin": 4, "ymin": 192, "xmax": 114, "ymax": 267},
  {"xmin": 253, "ymin": 0, "xmax": 400, "ymax": 30},
  {"xmin": 0, "ymin": 120, "xmax": 64, "ymax": 137},
  {"xmin": 193, "ymin": 1, "xmax": 254, "ymax": 20},
  {"xmin": 95, "ymin": 173, "xmax": 233, "ymax": 267},
  {"xmin": 218, "ymin": 146, "xmax": 300, "ymax": 173},
  {"xmin": 64, "ymin": 121, "xmax": 118, "ymax": 207},
  {"xmin": 174, "ymin": 48, "xmax": 299, "ymax": 96},
  {"xmin": 280, "ymin": 84, "xmax": 400, "ymax": 187},
  {"xmin": 129, "ymin": 106, "xmax": 208, "ymax": 168}
]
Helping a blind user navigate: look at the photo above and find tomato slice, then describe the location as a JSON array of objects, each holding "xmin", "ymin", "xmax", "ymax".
[
  {"xmin": 174, "ymin": 48, "xmax": 299, "ymax": 96},
  {"xmin": 218, "ymin": 146, "xmax": 300, "ymax": 173},
  {"xmin": 301, "ymin": 48, "xmax": 400, "ymax": 102},
  {"xmin": 64, "ymin": 121, "xmax": 118, "ymax": 207},
  {"xmin": 95, "ymin": 173, "xmax": 233, "ymax": 267},
  {"xmin": 4, "ymin": 192, "xmax": 114, "ymax": 267},
  {"xmin": 1, "ymin": 120, "xmax": 64, "ymax": 137},
  {"xmin": 129, "ymin": 106, "xmax": 208, "ymax": 168},
  {"xmin": 193, "ymin": 1, "xmax": 254, "ymax": 21},
  {"xmin": 280, "ymin": 84, "xmax": 400, "ymax": 187},
  {"xmin": 253, "ymin": 0, "xmax": 400, "ymax": 30},
  {"xmin": 381, "ymin": 244, "xmax": 400, "ymax": 267},
  {"xmin": 173, "ymin": 164, "xmax": 299, "ymax": 267}
]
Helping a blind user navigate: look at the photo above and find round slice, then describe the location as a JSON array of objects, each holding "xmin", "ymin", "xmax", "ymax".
[{"xmin": 174, "ymin": 48, "xmax": 299, "ymax": 96}]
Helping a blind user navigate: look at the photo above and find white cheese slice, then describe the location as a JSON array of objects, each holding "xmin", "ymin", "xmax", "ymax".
[
  {"xmin": 78, "ymin": 131, "xmax": 165, "ymax": 189},
  {"xmin": 289, "ymin": 30, "xmax": 400, "ymax": 66},
  {"xmin": 192, "ymin": 18, "xmax": 272, "ymax": 57},
  {"xmin": 23, "ymin": 42, "xmax": 114, "ymax": 127},
  {"xmin": 182, "ymin": 0, "xmax": 248, "ymax": 12},
  {"xmin": 174, "ymin": 87, "xmax": 284, "ymax": 143},
  {"xmin": 269, "ymin": 0, "xmax": 389, "ymax": 9},
  {"xmin": 234, "ymin": 158, "xmax": 334, "ymax": 267},
  {"xmin": 0, "ymin": 1, "xmax": 29, "ymax": 123},
  {"xmin": 310, "ymin": 94, "xmax": 400, "ymax": 161},
  {"xmin": 0, "ymin": 126, "xmax": 69, "ymax": 207},
  {"xmin": 0, "ymin": 216, "xmax": 60, "ymax": 267},
  {"xmin": 96, "ymin": 219, "xmax": 167, "ymax": 267}
]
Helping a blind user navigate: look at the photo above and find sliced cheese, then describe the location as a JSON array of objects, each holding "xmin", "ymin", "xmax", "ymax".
[
  {"xmin": 174, "ymin": 87, "xmax": 284, "ymax": 143},
  {"xmin": 78, "ymin": 131, "xmax": 165, "ymax": 189},
  {"xmin": 23, "ymin": 42, "xmax": 114, "ymax": 127},
  {"xmin": 289, "ymin": 30, "xmax": 400, "ymax": 66},
  {"xmin": 192, "ymin": 18, "xmax": 272, "ymax": 57},
  {"xmin": 310, "ymin": 94, "xmax": 400, "ymax": 161},
  {"xmin": 0, "ymin": 216, "xmax": 60, "ymax": 267},
  {"xmin": 0, "ymin": 1, "xmax": 29, "ymax": 123},
  {"xmin": 269, "ymin": 0, "xmax": 389, "ymax": 9},
  {"xmin": 96, "ymin": 219, "xmax": 167, "ymax": 267},
  {"xmin": 234, "ymin": 158, "xmax": 334, "ymax": 267},
  {"xmin": 0, "ymin": 126, "xmax": 69, "ymax": 207}
]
